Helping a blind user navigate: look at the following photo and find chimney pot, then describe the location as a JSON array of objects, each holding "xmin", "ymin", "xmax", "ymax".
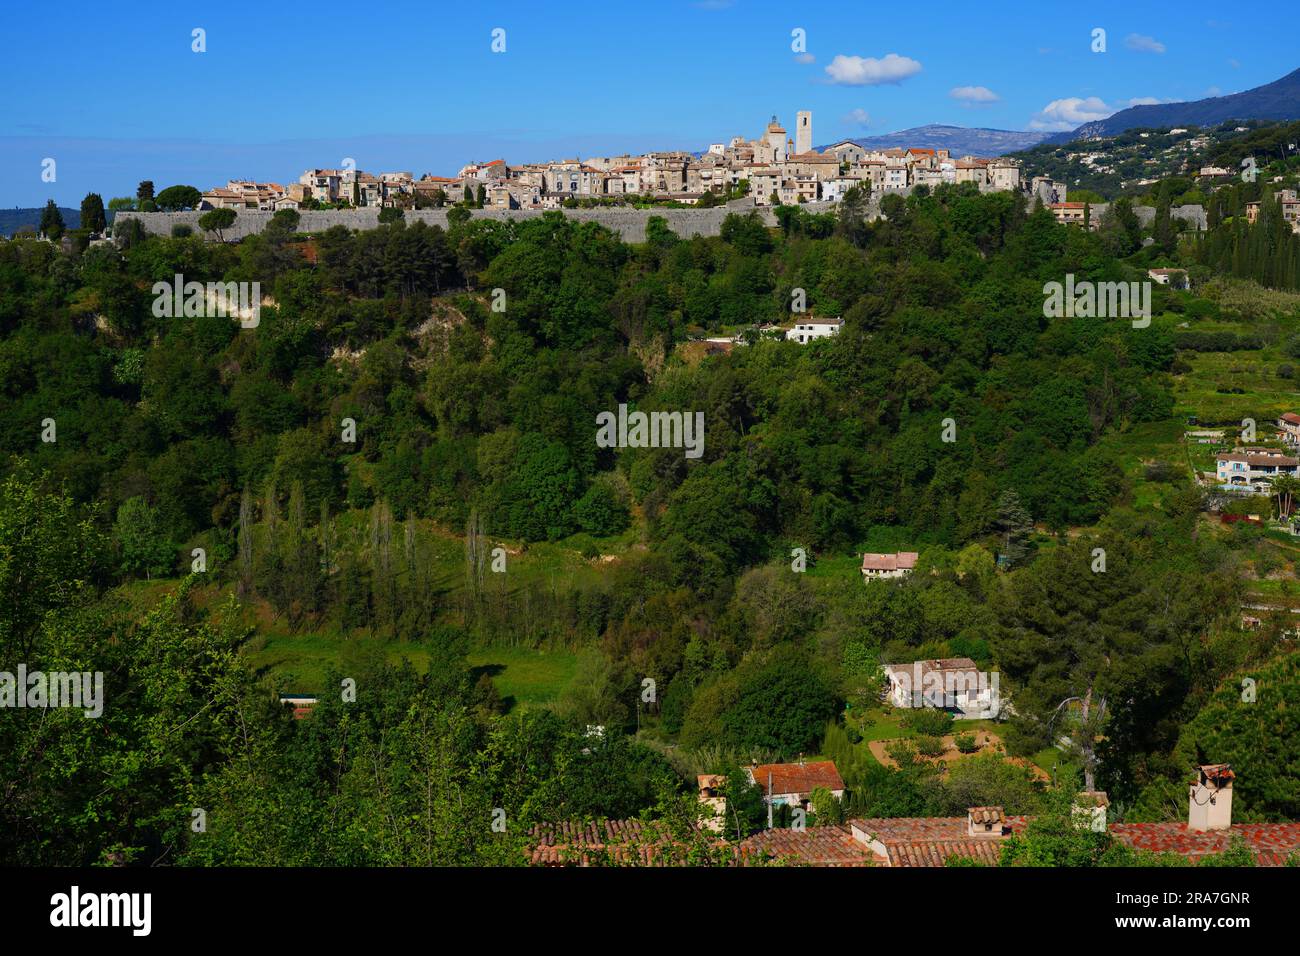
[{"xmin": 1189, "ymin": 764, "xmax": 1234, "ymax": 832}]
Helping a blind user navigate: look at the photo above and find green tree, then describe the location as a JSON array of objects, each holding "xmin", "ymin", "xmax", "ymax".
[
  {"xmin": 198, "ymin": 207, "xmax": 237, "ymax": 242},
  {"xmin": 155, "ymin": 185, "xmax": 202, "ymax": 211},
  {"xmin": 79, "ymin": 193, "xmax": 107, "ymax": 234},
  {"xmin": 113, "ymin": 496, "xmax": 175, "ymax": 580},
  {"xmin": 39, "ymin": 199, "xmax": 65, "ymax": 240}
]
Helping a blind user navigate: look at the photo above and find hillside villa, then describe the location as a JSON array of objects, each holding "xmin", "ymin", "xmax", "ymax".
[
  {"xmin": 1215, "ymin": 446, "xmax": 1300, "ymax": 486},
  {"xmin": 786, "ymin": 317, "xmax": 842, "ymax": 343}
]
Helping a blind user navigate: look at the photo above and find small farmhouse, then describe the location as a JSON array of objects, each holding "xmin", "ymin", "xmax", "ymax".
[
  {"xmin": 861, "ymin": 551, "xmax": 919, "ymax": 580},
  {"xmin": 746, "ymin": 760, "xmax": 845, "ymax": 812}
]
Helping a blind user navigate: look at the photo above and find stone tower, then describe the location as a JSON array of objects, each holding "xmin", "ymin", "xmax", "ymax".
[{"xmin": 796, "ymin": 111, "xmax": 812, "ymax": 156}]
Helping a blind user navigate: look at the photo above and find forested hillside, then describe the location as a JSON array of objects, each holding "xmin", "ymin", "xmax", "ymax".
[{"xmin": 1, "ymin": 184, "xmax": 1296, "ymax": 865}]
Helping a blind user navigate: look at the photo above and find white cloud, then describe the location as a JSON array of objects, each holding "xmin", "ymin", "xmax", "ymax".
[
  {"xmin": 950, "ymin": 85, "xmax": 1000, "ymax": 105},
  {"xmin": 1125, "ymin": 97, "xmax": 1162, "ymax": 107},
  {"xmin": 793, "ymin": 52, "xmax": 815, "ymax": 65},
  {"xmin": 1028, "ymin": 96, "xmax": 1115, "ymax": 131},
  {"xmin": 824, "ymin": 53, "xmax": 922, "ymax": 86},
  {"xmin": 1125, "ymin": 33, "xmax": 1166, "ymax": 54},
  {"xmin": 1206, "ymin": 86, "xmax": 1222, "ymax": 97},
  {"xmin": 843, "ymin": 109, "xmax": 871, "ymax": 128}
]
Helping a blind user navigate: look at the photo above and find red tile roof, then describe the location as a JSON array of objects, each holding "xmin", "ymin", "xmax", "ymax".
[
  {"xmin": 1109, "ymin": 823, "xmax": 1300, "ymax": 865},
  {"xmin": 749, "ymin": 761, "xmax": 845, "ymax": 797},
  {"xmin": 850, "ymin": 814, "xmax": 1028, "ymax": 867},
  {"xmin": 861, "ymin": 551, "xmax": 919, "ymax": 572},
  {"xmin": 741, "ymin": 825, "xmax": 875, "ymax": 866},
  {"xmin": 1281, "ymin": 412, "xmax": 1300, "ymax": 425}
]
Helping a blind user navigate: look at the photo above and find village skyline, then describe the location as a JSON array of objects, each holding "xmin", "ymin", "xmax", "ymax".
[{"xmin": 2, "ymin": 1, "xmax": 1291, "ymax": 205}]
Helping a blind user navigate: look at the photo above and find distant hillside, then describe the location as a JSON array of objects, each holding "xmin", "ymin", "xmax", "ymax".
[
  {"xmin": 1048, "ymin": 67, "xmax": 1300, "ymax": 144},
  {"xmin": 821, "ymin": 124, "xmax": 1051, "ymax": 156},
  {"xmin": 0, "ymin": 207, "xmax": 80, "ymax": 237}
]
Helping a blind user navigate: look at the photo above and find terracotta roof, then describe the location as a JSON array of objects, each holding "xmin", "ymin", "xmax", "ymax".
[
  {"xmin": 850, "ymin": 814, "xmax": 1028, "ymax": 867},
  {"xmin": 885, "ymin": 839, "xmax": 1005, "ymax": 867},
  {"xmin": 1109, "ymin": 823, "xmax": 1300, "ymax": 866},
  {"xmin": 861, "ymin": 551, "xmax": 919, "ymax": 572},
  {"xmin": 741, "ymin": 825, "xmax": 875, "ymax": 866},
  {"xmin": 1218, "ymin": 451, "xmax": 1299, "ymax": 467},
  {"xmin": 749, "ymin": 761, "xmax": 844, "ymax": 797},
  {"xmin": 527, "ymin": 819, "xmax": 706, "ymax": 866},
  {"xmin": 1281, "ymin": 412, "xmax": 1300, "ymax": 425}
]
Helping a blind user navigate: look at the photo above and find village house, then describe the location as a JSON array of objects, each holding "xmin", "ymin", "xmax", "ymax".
[
  {"xmin": 200, "ymin": 180, "xmax": 286, "ymax": 210},
  {"xmin": 1215, "ymin": 446, "xmax": 1300, "ymax": 486},
  {"xmin": 746, "ymin": 760, "xmax": 845, "ymax": 813},
  {"xmin": 1278, "ymin": 412, "xmax": 1300, "ymax": 445},
  {"xmin": 1148, "ymin": 267, "xmax": 1189, "ymax": 288},
  {"xmin": 861, "ymin": 551, "xmax": 919, "ymax": 579},
  {"xmin": 300, "ymin": 168, "xmax": 345, "ymax": 203},
  {"xmin": 1048, "ymin": 202, "xmax": 1097, "ymax": 229},
  {"xmin": 882, "ymin": 657, "xmax": 996, "ymax": 716}
]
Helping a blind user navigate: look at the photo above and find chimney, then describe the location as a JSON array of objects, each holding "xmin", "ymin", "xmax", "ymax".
[
  {"xmin": 967, "ymin": 806, "xmax": 1007, "ymax": 838},
  {"xmin": 1188, "ymin": 764, "xmax": 1234, "ymax": 832},
  {"xmin": 1073, "ymin": 791, "xmax": 1110, "ymax": 832}
]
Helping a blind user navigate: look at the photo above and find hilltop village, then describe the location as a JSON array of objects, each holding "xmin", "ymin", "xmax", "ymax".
[{"xmin": 195, "ymin": 111, "xmax": 1064, "ymax": 213}]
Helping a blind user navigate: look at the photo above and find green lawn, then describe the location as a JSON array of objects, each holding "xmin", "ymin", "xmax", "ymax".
[{"xmin": 466, "ymin": 645, "xmax": 578, "ymax": 709}]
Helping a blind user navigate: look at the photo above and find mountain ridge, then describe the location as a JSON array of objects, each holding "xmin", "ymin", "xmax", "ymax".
[
  {"xmin": 818, "ymin": 124, "xmax": 1051, "ymax": 157},
  {"xmin": 1048, "ymin": 67, "xmax": 1300, "ymax": 144}
]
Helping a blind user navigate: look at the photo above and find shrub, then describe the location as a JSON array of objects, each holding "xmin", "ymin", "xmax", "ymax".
[
  {"xmin": 171, "ymin": 223, "xmax": 193, "ymax": 238},
  {"xmin": 955, "ymin": 733, "xmax": 979, "ymax": 754},
  {"xmin": 914, "ymin": 734, "xmax": 946, "ymax": 758},
  {"xmin": 902, "ymin": 708, "xmax": 955, "ymax": 737}
]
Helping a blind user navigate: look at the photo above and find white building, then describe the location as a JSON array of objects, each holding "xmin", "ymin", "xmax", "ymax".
[
  {"xmin": 1216, "ymin": 447, "xmax": 1300, "ymax": 486},
  {"xmin": 786, "ymin": 317, "xmax": 842, "ymax": 343},
  {"xmin": 882, "ymin": 658, "xmax": 997, "ymax": 717}
]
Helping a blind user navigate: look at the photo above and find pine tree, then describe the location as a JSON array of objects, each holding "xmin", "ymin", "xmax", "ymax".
[
  {"xmin": 39, "ymin": 199, "xmax": 65, "ymax": 240},
  {"xmin": 79, "ymin": 192, "xmax": 107, "ymax": 234}
]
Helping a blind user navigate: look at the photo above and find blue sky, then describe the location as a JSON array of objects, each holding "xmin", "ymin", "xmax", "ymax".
[{"xmin": 2, "ymin": 0, "xmax": 1294, "ymax": 206}]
